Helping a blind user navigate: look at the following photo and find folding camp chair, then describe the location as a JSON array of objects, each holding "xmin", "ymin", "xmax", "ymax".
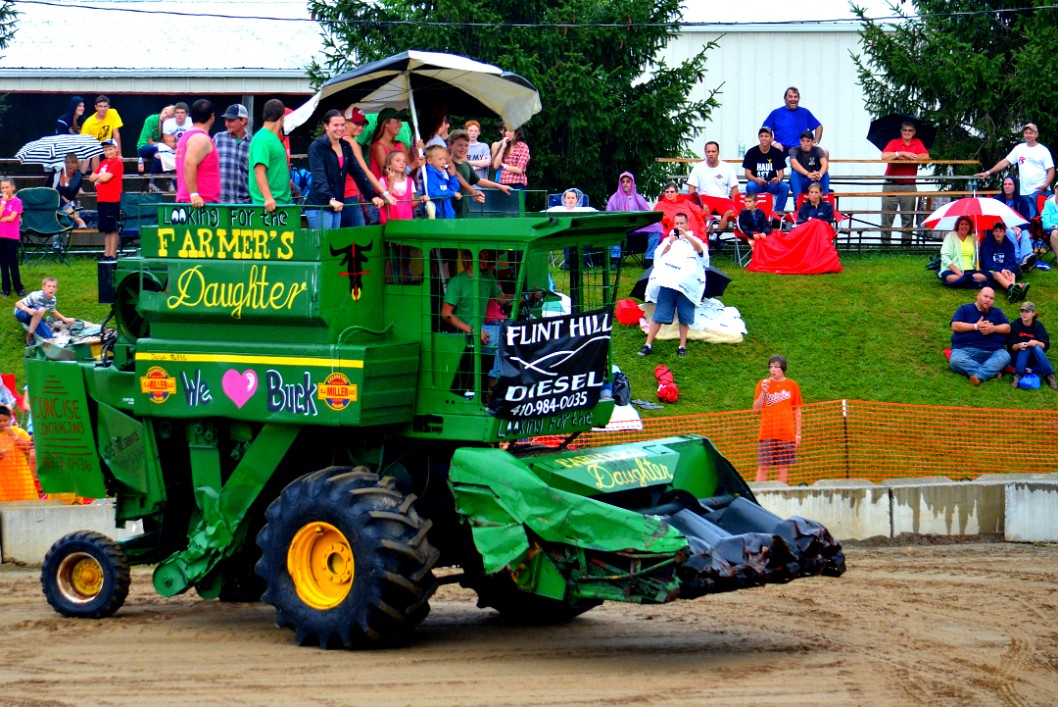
[
  {"xmin": 17, "ymin": 187, "xmax": 75, "ymax": 265},
  {"xmin": 729, "ymin": 192, "xmax": 774, "ymax": 268},
  {"xmin": 465, "ymin": 187, "xmax": 525, "ymax": 216},
  {"xmin": 118, "ymin": 191, "xmax": 163, "ymax": 254},
  {"xmin": 546, "ymin": 192, "xmax": 590, "ymax": 209}
]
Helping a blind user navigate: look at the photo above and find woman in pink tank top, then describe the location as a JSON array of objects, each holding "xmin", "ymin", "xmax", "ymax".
[
  {"xmin": 369, "ymin": 107, "xmax": 423, "ymax": 180},
  {"xmin": 175, "ymin": 100, "xmax": 221, "ymax": 205}
]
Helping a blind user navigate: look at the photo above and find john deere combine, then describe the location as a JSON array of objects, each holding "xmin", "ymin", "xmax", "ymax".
[{"xmin": 30, "ymin": 203, "xmax": 844, "ymax": 648}]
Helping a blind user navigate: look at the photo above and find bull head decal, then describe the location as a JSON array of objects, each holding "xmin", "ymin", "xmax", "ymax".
[{"xmin": 331, "ymin": 239, "xmax": 373, "ymax": 301}]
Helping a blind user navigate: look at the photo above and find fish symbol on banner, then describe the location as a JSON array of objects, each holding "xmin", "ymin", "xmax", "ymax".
[{"xmin": 222, "ymin": 369, "xmax": 258, "ymax": 409}]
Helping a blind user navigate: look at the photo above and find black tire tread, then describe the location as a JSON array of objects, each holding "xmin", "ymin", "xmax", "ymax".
[
  {"xmin": 256, "ymin": 467, "xmax": 438, "ymax": 649},
  {"xmin": 41, "ymin": 530, "xmax": 131, "ymax": 619}
]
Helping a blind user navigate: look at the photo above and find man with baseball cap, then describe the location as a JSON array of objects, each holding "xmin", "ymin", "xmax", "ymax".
[
  {"xmin": 978, "ymin": 122, "xmax": 1055, "ymax": 218},
  {"xmin": 789, "ymin": 130, "xmax": 830, "ymax": 196},
  {"xmin": 88, "ymin": 139, "xmax": 123, "ymax": 260},
  {"xmin": 216, "ymin": 103, "xmax": 252, "ymax": 204}
]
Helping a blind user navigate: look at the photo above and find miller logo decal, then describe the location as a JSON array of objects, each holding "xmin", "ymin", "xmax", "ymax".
[
  {"xmin": 140, "ymin": 366, "xmax": 177, "ymax": 403},
  {"xmin": 317, "ymin": 372, "xmax": 357, "ymax": 411}
]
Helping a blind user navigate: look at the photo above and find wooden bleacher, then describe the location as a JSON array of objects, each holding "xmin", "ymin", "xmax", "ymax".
[{"xmin": 658, "ymin": 157, "xmax": 993, "ymax": 251}]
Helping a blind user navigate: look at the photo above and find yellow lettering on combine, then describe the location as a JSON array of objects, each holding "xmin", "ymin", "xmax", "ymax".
[
  {"xmin": 165, "ymin": 265, "xmax": 308, "ymax": 319},
  {"xmin": 160, "ymin": 227, "xmax": 299, "ymax": 261},
  {"xmin": 177, "ymin": 229, "xmax": 208, "ymax": 259},
  {"xmin": 585, "ymin": 458, "xmax": 671, "ymax": 490},
  {"xmin": 254, "ymin": 230, "xmax": 270, "ymax": 259},
  {"xmin": 217, "ymin": 230, "xmax": 238, "ymax": 260},
  {"xmin": 199, "ymin": 228, "xmax": 215, "ymax": 258},
  {"xmin": 157, "ymin": 228, "xmax": 175, "ymax": 257},
  {"xmin": 277, "ymin": 231, "xmax": 294, "ymax": 260},
  {"xmin": 239, "ymin": 231, "xmax": 256, "ymax": 259}
]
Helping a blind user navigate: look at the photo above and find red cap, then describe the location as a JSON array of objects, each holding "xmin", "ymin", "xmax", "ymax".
[{"xmin": 346, "ymin": 107, "xmax": 368, "ymax": 125}]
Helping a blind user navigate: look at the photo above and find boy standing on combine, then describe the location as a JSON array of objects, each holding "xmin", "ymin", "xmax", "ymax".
[
  {"xmin": 753, "ymin": 355, "xmax": 802, "ymax": 483},
  {"xmin": 421, "ymin": 145, "xmax": 461, "ymax": 219}
]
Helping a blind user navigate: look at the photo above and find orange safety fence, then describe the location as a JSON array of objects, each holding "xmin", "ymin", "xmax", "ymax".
[{"xmin": 558, "ymin": 400, "xmax": 1058, "ymax": 485}]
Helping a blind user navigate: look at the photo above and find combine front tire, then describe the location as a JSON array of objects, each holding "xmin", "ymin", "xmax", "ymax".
[
  {"xmin": 41, "ymin": 531, "xmax": 131, "ymax": 619},
  {"xmin": 256, "ymin": 467, "xmax": 438, "ymax": 649}
]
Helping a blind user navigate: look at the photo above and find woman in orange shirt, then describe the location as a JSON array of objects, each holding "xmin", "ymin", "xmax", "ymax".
[{"xmin": 0, "ymin": 404, "xmax": 35, "ymax": 501}]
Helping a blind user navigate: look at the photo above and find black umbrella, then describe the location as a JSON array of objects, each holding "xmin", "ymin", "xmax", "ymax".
[
  {"xmin": 629, "ymin": 265, "xmax": 732, "ymax": 302},
  {"xmin": 866, "ymin": 113, "xmax": 937, "ymax": 152}
]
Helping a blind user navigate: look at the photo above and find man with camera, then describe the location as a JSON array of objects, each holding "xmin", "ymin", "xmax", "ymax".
[{"xmin": 638, "ymin": 213, "xmax": 707, "ymax": 359}]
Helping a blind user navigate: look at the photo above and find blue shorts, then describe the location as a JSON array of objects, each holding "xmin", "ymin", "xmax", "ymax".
[
  {"xmin": 758, "ymin": 439, "xmax": 796, "ymax": 467},
  {"xmin": 481, "ymin": 324, "xmax": 502, "ymax": 378},
  {"xmin": 652, "ymin": 287, "xmax": 695, "ymax": 325}
]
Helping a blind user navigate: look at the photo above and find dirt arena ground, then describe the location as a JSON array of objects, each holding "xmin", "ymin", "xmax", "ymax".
[{"xmin": 1, "ymin": 542, "xmax": 1056, "ymax": 706}]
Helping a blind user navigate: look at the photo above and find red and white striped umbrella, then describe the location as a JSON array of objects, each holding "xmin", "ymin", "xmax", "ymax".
[{"xmin": 923, "ymin": 197, "xmax": 1029, "ymax": 233}]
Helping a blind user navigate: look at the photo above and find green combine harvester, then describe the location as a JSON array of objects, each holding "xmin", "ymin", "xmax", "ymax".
[{"xmin": 29, "ymin": 202, "xmax": 844, "ymax": 648}]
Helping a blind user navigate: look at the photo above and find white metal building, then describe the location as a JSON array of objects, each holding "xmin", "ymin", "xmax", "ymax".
[
  {"xmin": 663, "ymin": 23, "xmax": 877, "ymax": 166},
  {"xmin": 0, "ymin": 0, "xmax": 319, "ymax": 94}
]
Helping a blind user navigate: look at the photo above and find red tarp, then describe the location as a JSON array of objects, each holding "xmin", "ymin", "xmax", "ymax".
[{"xmin": 746, "ymin": 219, "xmax": 843, "ymax": 274}]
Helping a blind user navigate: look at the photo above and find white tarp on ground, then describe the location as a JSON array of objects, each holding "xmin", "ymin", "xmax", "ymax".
[
  {"xmin": 640, "ymin": 298, "xmax": 747, "ymax": 343},
  {"xmin": 2, "ymin": 0, "xmax": 322, "ymax": 70}
]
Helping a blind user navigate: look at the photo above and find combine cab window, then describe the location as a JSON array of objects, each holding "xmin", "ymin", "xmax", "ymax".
[
  {"xmin": 385, "ymin": 243, "xmax": 425, "ymax": 286},
  {"xmin": 541, "ymin": 244, "xmax": 619, "ymax": 317}
]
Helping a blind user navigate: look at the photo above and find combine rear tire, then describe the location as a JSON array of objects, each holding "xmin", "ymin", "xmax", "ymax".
[
  {"xmin": 255, "ymin": 466, "xmax": 438, "ymax": 648},
  {"xmin": 41, "ymin": 531, "xmax": 131, "ymax": 619},
  {"xmin": 470, "ymin": 572, "xmax": 600, "ymax": 624}
]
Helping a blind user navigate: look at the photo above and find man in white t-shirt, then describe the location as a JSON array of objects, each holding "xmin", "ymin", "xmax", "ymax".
[
  {"xmin": 978, "ymin": 122, "xmax": 1055, "ymax": 218},
  {"xmin": 162, "ymin": 102, "xmax": 193, "ymax": 149},
  {"xmin": 686, "ymin": 141, "xmax": 738, "ymax": 231}
]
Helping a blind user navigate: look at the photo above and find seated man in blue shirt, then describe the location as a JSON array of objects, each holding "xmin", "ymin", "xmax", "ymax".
[
  {"xmin": 949, "ymin": 287, "xmax": 1012, "ymax": 385},
  {"xmin": 980, "ymin": 220, "xmax": 1028, "ymax": 302}
]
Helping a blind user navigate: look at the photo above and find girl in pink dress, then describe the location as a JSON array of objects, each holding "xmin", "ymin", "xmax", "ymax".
[{"xmin": 378, "ymin": 151, "xmax": 419, "ymax": 224}]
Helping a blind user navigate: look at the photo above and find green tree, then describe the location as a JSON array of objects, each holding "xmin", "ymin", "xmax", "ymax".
[
  {"xmin": 0, "ymin": 1, "xmax": 14, "ymax": 51},
  {"xmin": 852, "ymin": 0, "xmax": 1058, "ymax": 180},
  {"xmin": 306, "ymin": 0, "xmax": 720, "ymax": 203}
]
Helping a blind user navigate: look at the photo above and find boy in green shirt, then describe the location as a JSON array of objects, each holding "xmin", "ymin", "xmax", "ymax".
[{"xmin": 447, "ymin": 129, "xmax": 510, "ymax": 217}]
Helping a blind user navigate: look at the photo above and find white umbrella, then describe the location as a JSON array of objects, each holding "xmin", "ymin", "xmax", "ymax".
[
  {"xmin": 923, "ymin": 197, "xmax": 1029, "ymax": 232},
  {"xmin": 16, "ymin": 134, "xmax": 106, "ymax": 169},
  {"xmin": 284, "ymin": 51, "xmax": 541, "ymax": 135}
]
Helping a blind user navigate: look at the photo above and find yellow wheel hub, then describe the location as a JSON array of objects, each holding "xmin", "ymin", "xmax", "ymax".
[
  {"xmin": 287, "ymin": 522, "xmax": 355, "ymax": 610},
  {"xmin": 55, "ymin": 552, "xmax": 105, "ymax": 604}
]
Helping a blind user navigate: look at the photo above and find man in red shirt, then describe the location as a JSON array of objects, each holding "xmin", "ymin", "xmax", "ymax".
[
  {"xmin": 880, "ymin": 121, "xmax": 930, "ymax": 247},
  {"xmin": 88, "ymin": 138, "xmax": 123, "ymax": 261}
]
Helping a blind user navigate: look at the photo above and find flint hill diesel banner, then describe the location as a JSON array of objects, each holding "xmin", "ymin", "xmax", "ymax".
[{"xmin": 489, "ymin": 308, "xmax": 612, "ymax": 419}]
